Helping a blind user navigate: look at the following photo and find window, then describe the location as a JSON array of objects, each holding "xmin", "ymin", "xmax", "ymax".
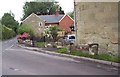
[
  {"xmin": 39, "ymin": 22, "xmax": 42, "ymax": 26},
  {"xmin": 69, "ymin": 36, "xmax": 75, "ymax": 39}
]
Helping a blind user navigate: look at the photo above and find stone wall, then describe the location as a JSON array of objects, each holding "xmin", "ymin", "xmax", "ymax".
[
  {"xmin": 75, "ymin": 2, "xmax": 119, "ymax": 54},
  {"xmin": 22, "ymin": 13, "xmax": 45, "ymax": 37}
]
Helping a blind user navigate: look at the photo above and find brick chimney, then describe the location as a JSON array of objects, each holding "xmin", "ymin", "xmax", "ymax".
[{"xmin": 56, "ymin": 5, "xmax": 59, "ymax": 16}]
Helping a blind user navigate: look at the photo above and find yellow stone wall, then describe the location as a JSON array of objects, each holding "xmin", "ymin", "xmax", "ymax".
[
  {"xmin": 75, "ymin": 2, "xmax": 119, "ymax": 54},
  {"xmin": 22, "ymin": 13, "xmax": 45, "ymax": 37}
]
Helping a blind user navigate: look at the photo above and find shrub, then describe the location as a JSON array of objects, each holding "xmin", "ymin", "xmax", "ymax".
[
  {"xmin": 18, "ymin": 25, "xmax": 34, "ymax": 37},
  {"xmin": 0, "ymin": 24, "xmax": 2, "ymax": 40},
  {"xmin": 48, "ymin": 26, "xmax": 62, "ymax": 42},
  {"xmin": 35, "ymin": 42, "xmax": 45, "ymax": 48},
  {"xmin": 1, "ymin": 25, "xmax": 16, "ymax": 40}
]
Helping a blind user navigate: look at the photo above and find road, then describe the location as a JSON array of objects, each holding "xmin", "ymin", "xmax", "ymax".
[{"xmin": 2, "ymin": 38, "xmax": 119, "ymax": 75}]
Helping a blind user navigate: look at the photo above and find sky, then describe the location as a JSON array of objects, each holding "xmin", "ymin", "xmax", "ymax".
[{"xmin": 0, "ymin": 0, "xmax": 74, "ymax": 22}]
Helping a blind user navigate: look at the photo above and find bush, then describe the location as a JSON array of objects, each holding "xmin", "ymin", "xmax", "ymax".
[
  {"xmin": 35, "ymin": 42, "xmax": 45, "ymax": 48},
  {"xmin": 18, "ymin": 25, "xmax": 34, "ymax": 37},
  {"xmin": 1, "ymin": 25, "xmax": 16, "ymax": 40},
  {"xmin": 0, "ymin": 24, "xmax": 2, "ymax": 40}
]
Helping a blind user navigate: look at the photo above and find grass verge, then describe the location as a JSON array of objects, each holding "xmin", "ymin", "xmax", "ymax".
[
  {"xmin": 35, "ymin": 42, "xmax": 45, "ymax": 48},
  {"xmin": 57, "ymin": 48, "xmax": 120, "ymax": 63}
]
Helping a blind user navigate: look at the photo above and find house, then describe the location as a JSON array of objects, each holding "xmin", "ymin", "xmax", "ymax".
[
  {"xmin": 74, "ymin": 1, "xmax": 119, "ymax": 54},
  {"xmin": 39, "ymin": 14, "xmax": 74, "ymax": 33},
  {"xmin": 22, "ymin": 12, "xmax": 74, "ymax": 37},
  {"xmin": 22, "ymin": 13, "xmax": 45, "ymax": 37}
]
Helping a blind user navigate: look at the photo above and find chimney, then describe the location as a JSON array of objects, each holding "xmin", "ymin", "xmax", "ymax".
[{"xmin": 56, "ymin": 5, "xmax": 59, "ymax": 16}]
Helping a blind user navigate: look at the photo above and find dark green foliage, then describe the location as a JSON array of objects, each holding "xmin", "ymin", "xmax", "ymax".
[
  {"xmin": 67, "ymin": 11, "xmax": 74, "ymax": 19},
  {"xmin": 49, "ymin": 26, "xmax": 62, "ymax": 42},
  {"xmin": 17, "ymin": 25, "xmax": 34, "ymax": 37},
  {"xmin": 0, "ymin": 23, "xmax": 2, "ymax": 40},
  {"xmin": 1, "ymin": 13, "xmax": 19, "ymax": 33},
  {"xmin": 22, "ymin": 1, "xmax": 64, "ymax": 20},
  {"xmin": 1, "ymin": 25, "xmax": 16, "ymax": 40}
]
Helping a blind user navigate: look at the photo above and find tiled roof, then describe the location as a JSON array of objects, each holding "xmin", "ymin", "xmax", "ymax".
[{"xmin": 38, "ymin": 15, "xmax": 64, "ymax": 23}]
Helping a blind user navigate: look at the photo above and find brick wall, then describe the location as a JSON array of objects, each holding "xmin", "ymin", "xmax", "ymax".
[{"xmin": 59, "ymin": 15, "xmax": 74, "ymax": 32}]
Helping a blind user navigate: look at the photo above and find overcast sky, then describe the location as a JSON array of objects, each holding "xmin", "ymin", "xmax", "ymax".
[{"xmin": 0, "ymin": 0, "xmax": 74, "ymax": 22}]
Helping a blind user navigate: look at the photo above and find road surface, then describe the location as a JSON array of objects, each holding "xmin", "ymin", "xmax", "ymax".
[{"xmin": 2, "ymin": 38, "xmax": 119, "ymax": 75}]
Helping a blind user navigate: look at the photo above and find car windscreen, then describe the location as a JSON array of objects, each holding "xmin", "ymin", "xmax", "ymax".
[{"xmin": 69, "ymin": 36, "xmax": 75, "ymax": 39}]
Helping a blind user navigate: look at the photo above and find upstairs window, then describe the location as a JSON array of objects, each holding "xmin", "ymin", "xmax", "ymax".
[{"xmin": 39, "ymin": 22, "xmax": 42, "ymax": 26}]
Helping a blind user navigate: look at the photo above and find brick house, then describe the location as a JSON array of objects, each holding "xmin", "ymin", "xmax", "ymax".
[
  {"xmin": 39, "ymin": 14, "xmax": 74, "ymax": 33},
  {"xmin": 22, "ymin": 12, "xmax": 74, "ymax": 37}
]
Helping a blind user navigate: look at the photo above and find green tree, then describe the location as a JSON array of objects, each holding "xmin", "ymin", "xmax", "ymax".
[
  {"xmin": 67, "ymin": 11, "xmax": 74, "ymax": 19},
  {"xmin": 0, "ymin": 22, "xmax": 16, "ymax": 40},
  {"xmin": 59, "ymin": 7, "xmax": 64, "ymax": 14},
  {"xmin": 49, "ymin": 26, "xmax": 62, "ymax": 42},
  {"xmin": 1, "ymin": 13, "xmax": 19, "ymax": 33},
  {"xmin": 22, "ymin": 1, "xmax": 65, "ymax": 20},
  {"xmin": 0, "ymin": 23, "xmax": 2, "ymax": 40}
]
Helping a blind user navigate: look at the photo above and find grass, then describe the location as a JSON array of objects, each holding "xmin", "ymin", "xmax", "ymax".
[
  {"xmin": 57, "ymin": 48, "xmax": 120, "ymax": 63},
  {"xmin": 57, "ymin": 47, "xmax": 68, "ymax": 54},
  {"xmin": 35, "ymin": 42, "xmax": 45, "ymax": 48}
]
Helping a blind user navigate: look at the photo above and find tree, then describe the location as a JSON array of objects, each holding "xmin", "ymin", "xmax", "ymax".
[
  {"xmin": 1, "ymin": 13, "xmax": 19, "ymax": 33},
  {"xmin": 49, "ymin": 26, "xmax": 62, "ymax": 42},
  {"xmin": 67, "ymin": 11, "xmax": 74, "ymax": 19},
  {"xmin": 45, "ymin": 26, "xmax": 62, "ymax": 42},
  {"xmin": 0, "ymin": 23, "xmax": 2, "ymax": 40},
  {"xmin": 22, "ymin": 1, "xmax": 65, "ymax": 20},
  {"xmin": 59, "ymin": 7, "xmax": 65, "ymax": 14}
]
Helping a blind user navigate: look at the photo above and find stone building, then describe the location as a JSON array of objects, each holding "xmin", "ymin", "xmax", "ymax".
[
  {"xmin": 74, "ymin": 2, "xmax": 119, "ymax": 54},
  {"xmin": 22, "ymin": 13, "xmax": 45, "ymax": 37},
  {"xmin": 22, "ymin": 12, "xmax": 74, "ymax": 37}
]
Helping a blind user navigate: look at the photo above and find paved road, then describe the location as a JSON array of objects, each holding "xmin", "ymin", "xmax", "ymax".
[{"xmin": 2, "ymin": 38, "xmax": 119, "ymax": 75}]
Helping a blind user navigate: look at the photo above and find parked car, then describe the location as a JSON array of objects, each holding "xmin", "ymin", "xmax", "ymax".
[{"xmin": 63, "ymin": 34, "xmax": 75, "ymax": 44}]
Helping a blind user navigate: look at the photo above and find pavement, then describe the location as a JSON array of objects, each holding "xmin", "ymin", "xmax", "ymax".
[{"xmin": 2, "ymin": 38, "xmax": 119, "ymax": 75}]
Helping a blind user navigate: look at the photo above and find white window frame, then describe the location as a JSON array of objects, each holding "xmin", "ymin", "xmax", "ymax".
[{"xmin": 39, "ymin": 22, "xmax": 42, "ymax": 26}]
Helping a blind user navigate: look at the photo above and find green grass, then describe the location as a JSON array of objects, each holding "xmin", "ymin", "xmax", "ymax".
[
  {"xmin": 57, "ymin": 48, "xmax": 68, "ymax": 54},
  {"xmin": 35, "ymin": 42, "xmax": 45, "ymax": 48},
  {"xmin": 57, "ymin": 48, "xmax": 120, "ymax": 63},
  {"xmin": 96, "ymin": 54, "xmax": 120, "ymax": 63}
]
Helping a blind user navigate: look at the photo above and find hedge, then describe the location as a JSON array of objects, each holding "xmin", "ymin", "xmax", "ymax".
[{"xmin": 1, "ymin": 25, "xmax": 16, "ymax": 40}]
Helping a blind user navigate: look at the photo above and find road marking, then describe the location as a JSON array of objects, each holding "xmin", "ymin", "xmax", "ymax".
[{"xmin": 3, "ymin": 44, "xmax": 14, "ymax": 52}]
